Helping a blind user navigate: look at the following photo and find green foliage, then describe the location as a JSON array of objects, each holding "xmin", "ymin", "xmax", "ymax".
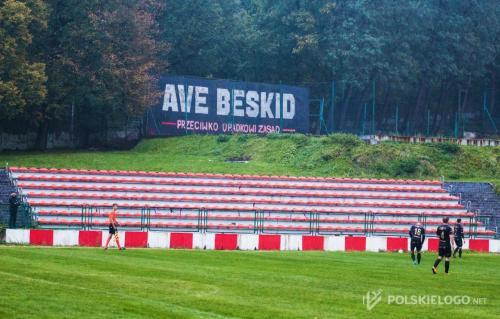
[
  {"xmin": 0, "ymin": 0, "xmax": 48, "ymax": 122},
  {"xmin": 1, "ymin": 135, "xmax": 498, "ymax": 187},
  {"xmin": 494, "ymin": 183, "xmax": 500, "ymax": 195},
  {"xmin": 1, "ymin": 0, "xmax": 500, "ymax": 147},
  {"xmin": 325, "ymin": 134, "xmax": 362, "ymax": 148},
  {"xmin": 216, "ymin": 135, "xmax": 230, "ymax": 143},
  {"xmin": 0, "ymin": 0, "xmax": 163, "ymax": 148},
  {"xmin": 435, "ymin": 142, "xmax": 461, "ymax": 155},
  {"xmin": 392, "ymin": 158, "xmax": 420, "ymax": 176}
]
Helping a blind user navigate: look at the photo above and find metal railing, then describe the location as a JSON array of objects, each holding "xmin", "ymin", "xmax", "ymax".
[
  {"xmin": 0, "ymin": 203, "xmax": 36, "ymax": 229},
  {"xmin": 27, "ymin": 205, "xmax": 490, "ymax": 238}
]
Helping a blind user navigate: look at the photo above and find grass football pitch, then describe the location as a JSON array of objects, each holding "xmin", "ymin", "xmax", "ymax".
[{"xmin": 0, "ymin": 247, "xmax": 498, "ymax": 319}]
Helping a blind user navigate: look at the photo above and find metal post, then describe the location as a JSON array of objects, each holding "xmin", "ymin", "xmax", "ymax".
[
  {"xmin": 454, "ymin": 112, "xmax": 458, "ymax": 138},
  {"xmin": 198, "ymin": 208, "xmax": 202, "ymax": 232},
  {"xmin": 319, "ymin": 98, "xmax": 328, "ymax": 135},
  {"xmin": 372, "ymin": 80, "xmax": 375, "ymax": 134},
  {"xmin": 184, "ymin": 81, "xmax": 188, "ymax": 135},
  {"xmin": 279, "ymin": 81, "xmax": 283, "ymax": 132},
  {"xmin": 71, "ymin": 99, "xmax": 75, "ymax": 146},
  {"xmin": 309, "ymin": 212, "xmax": 313, "ymax": 235},
  {"xmin": 395, "ymin": 105, "xmax": 399, "ymax": 135},
  {"xmin": 147, "ymin": 207, "xmax": 151, "ymax": 231},
  {"xmin": 362, "ymin": 103, "xmax": 367, "ymax": 135},
  {"xmin": 427, "ymin": 109, "xmax": 430, "ymax": 136},
  {"xmin": 331, "ymin": 80, "xmax": 335, "ymax": 132},
  {"xmin": 231, "ymin": 88, "xmax": 235, "ymax": 130},
  {"xmin": 483, "ymin": 91, "xmax": 498, "ymax": 133}
]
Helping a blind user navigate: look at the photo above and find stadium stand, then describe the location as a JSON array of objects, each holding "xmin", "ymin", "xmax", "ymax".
[
  {"xmin": 7, "ymin": 166, "xmax": 496, "ymax": 238},
  {"xmin": 445, "ymin": 182, "xmax": 500, "ymax": 236},
  {"xmin": 0, "ymin": 169, "xmax": 18, "ymax": 226}
]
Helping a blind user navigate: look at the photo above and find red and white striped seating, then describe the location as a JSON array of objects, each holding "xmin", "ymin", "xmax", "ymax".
[{"xmin": 9, "ymin": 166, "xmax": 495, "ymax": 237}]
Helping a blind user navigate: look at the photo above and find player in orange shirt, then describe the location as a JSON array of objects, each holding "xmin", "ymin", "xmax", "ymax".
[{"xmin": 104, "ymin": 203, "xmax": 124, "ymax": 250}]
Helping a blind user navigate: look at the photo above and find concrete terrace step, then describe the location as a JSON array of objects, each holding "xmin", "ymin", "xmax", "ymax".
[
  {"xmin": 10, "ymin": 167, "xmax": 443, "ymax": 186},
  {"xmin": 17, "ymin": 182, "xmax": 458, "ymax": 201},
  {"xmin": 22, "ymin": 190, "xmax": 463, "ymax": 208}
]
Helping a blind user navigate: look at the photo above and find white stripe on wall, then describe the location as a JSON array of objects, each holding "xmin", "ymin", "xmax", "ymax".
[
  {"xmin": 281, "ymin": 235, "xmax": 302, "ymax": 251},
  {"xmin": 53, "ymin": 230, "xmax": 78, "ymax": 246},
  {"xmin": 6, "ymin": 229, "xmax": 30, "ymax": 244},
  {"xmin": 148, "ymin": 232, "xmax": 169, "ymax": 248},
  {"xmin": 489, "ymin": 239, "xmax": 500, "ymax": 253},
  {"xmin": 238, "ymin": 234, "xmax": 259, "ymax": 250},
  {"xmin": 193, "ymin": 233, "xmax": 215, "ymax": 250},
  {"xmin": 324, "ymin": 236, "xmax": 345, "ymax": 251},
  {"xmin": 366, "ymin": 237, "xmax": 387, "ymax": 252}
]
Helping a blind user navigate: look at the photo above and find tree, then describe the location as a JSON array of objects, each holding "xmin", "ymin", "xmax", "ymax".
[
  {"xmin": 0, "ymin": 0, "xmax": 47, "ymax": 129},
  {"xmin": 39, "ymin": 0, "xmax": 164, "ymax": 148}
]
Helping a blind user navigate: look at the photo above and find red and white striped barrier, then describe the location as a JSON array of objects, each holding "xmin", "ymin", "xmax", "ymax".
[{"xmin": 6, "ymin": 229, "xmax": 499, "ymax": 253}]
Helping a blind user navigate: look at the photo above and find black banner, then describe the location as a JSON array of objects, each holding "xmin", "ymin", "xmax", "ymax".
[{"xmin": 146, "ymin": 76, "xmax": 309, "ymax": 135}]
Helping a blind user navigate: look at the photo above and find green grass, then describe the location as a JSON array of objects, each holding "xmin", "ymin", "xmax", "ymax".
[
  {"xmin": 0, "ymin": 134, "xmax": 498, "ymax": 190},
  {"xmin": 0, "ymin": 247, "xmax": 498, "ymax": 318}
]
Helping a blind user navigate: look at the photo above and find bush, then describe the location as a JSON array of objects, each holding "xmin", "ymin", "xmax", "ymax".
[
  {"xmin": 236, "ymin": 134, "xmax": 250, "ymax": 143},
  {"xmin": 266, "ymin": 133, "xmax": 293, "ymax": 140},
  {"xmin": 326, "ymin": 133, "xmax": 362, "ymax": 148},
  {"xmin": 493, "ymin": 183, "xmax": 500, "ymax": 195},
  {"xmin": 392, "ymin": 157, "xmax": 420, "ymax": 176},
  {"xmin": 435, "ymin": 142, "xmax": 460, "ymax": 154},
  {"xmin": 216, "ymin": 135, "xmax": 230, "ymax": 143}
]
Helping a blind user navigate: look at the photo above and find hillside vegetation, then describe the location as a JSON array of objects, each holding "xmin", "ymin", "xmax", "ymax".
[{"xmin": 0, "ymin": 134, "xmax": 498, "ymax": 189}]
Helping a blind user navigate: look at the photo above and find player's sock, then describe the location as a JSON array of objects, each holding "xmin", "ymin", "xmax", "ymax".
[
  {"xmin": 432, "ymin": 259, "xmax": 440, "ymax": 274},
  {"xmin": 417, "ymin": 252, "xmax": 421, "ymax": 264},
  {"xmin": 115, "ymin": 237, "xmax": 122, "ymax": 250},
  {"xmin": 104, "ymin": 236, "xmax": 111, "ymax": 249},
  {"xmin": 458, "ymin": 248, "xmax": 462, "ymax": 258},
  {"xmin": 433, "ymin": 259, "xmax": 441, "ymax": 268},
  {"xmin": 453, "ymin": 247, "xmax": 458, "ymax": 257},
  {"xmin": 445, "ymin": 261, "xmax": 450, "ymax": 273},
  {"xmin": 411, "ymin": 252, "xmax": 415, "ymax": 263}
]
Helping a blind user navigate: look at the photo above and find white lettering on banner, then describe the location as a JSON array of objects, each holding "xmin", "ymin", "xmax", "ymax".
[
  {"xmin": 177, "ymin": 120, "xmax": 219, "ymax": 132},
  {"xmin": 260, "ymin": 92, "xmax": 274, "ymax": 118},
  {"xmin": 246, "ymin": 91, "xmax": 259, "ymax": 118},
  {"xmin": 233, "ymin": 89, "xmax": 245, "ymax": 117},
  {"xmin": 283, "ymin": 93, "xmax": 295, "ymax": 119},
  {"xmin": 194, "ymin": 86, "xmax": 209, "ymax": 114},
  {"xmin": 162, "ymin": 84, "xmax": 297, "ymax": 120},
  {"xmin": 217, "ymin": 88, "xmax": 230, "ymax": 115},
  {"xmin": 223, "ymin": 123, "xmax": 258, "ymax": 134},
  {"xmin": 162, "ymin": 84, "xmax": 178, "ymax": 112},
  {"xmin": 177, "ymin": 85, "xmax": 194, "ymax": 113},
  {"xmin": 275, "ymin": 93, "xmax": 281, "ymax": 119}
]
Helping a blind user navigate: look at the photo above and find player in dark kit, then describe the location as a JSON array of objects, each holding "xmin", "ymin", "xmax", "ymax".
[
  {"xmin": 432, "ymin": 217, "xmax": 455, "ymax": 274},
  {"xmin": 409, "ymin": 222, "xmax": 425, "ymax": 265},
  {"xmin": 453, "ymin": 218, "xmax": 465, "ymax": 258}
]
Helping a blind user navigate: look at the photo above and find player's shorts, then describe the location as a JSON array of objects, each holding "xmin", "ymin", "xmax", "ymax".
[
  {"xmin": 438, "ymin": 243, "xmax": 452, "ymax": 257},
  {"xmin": 455, "ymin": 238, "xmax": 463, "ymax": 247},
  {"xmin": 108, "ymin": 224, "xmax": 116, "ymax": 235},
  {"xmin": 410, "ymin": 240, "xmax": 422, "ymax": 252}
]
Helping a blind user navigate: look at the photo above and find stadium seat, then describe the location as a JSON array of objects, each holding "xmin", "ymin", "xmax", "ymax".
[{"xmin": 10, "ymin": 166, "xmax": 492, "ymax": 237}]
